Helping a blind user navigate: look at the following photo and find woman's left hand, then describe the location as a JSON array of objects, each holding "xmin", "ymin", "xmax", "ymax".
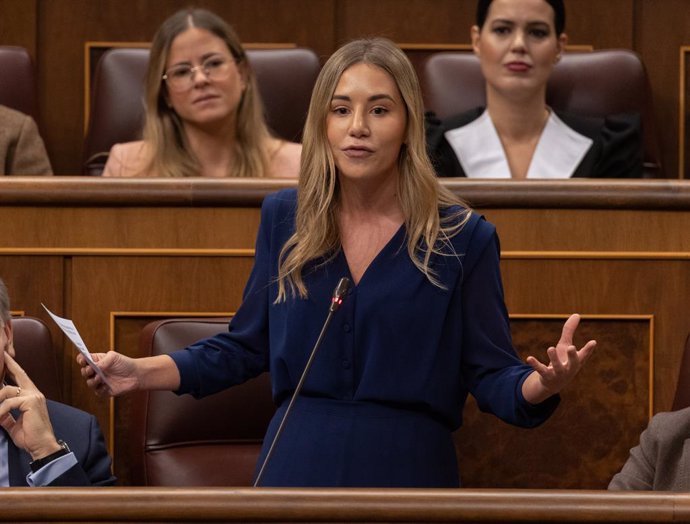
[{"xmin": 522, "ymin": 313, "xmax": 597, "ymax": 404}]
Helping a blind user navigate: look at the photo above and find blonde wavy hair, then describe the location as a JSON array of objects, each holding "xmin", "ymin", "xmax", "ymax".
[
  {"xmin": 276, "ymin": 37, "xmax": 471, "ymax": 301},
  {"xmin": 139, "ymin": 8, "xmax": 272, "ymax": 178}
]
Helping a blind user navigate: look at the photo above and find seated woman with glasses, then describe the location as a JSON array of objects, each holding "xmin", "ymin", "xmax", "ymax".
[{"xmin": 102, "ymin": 8, "xmax": 300, "ymax": 178}]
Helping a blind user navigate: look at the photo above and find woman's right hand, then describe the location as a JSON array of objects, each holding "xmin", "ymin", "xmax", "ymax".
[{"xmin": 77, "ymin": 351, "xmax": 140, "ymax": 397}]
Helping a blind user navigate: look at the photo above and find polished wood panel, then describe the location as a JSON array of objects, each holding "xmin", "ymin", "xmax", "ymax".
[
  {"xmin": 337, "ymin": 0, "xmax": 633, "ymax": 48},
  {"xmin": 0, "ymin": 0, "xmax": 38, "ymax": 55},
  {"xmin": 0, "ymin": 178, "xmax": 688, "ymax": 488},
  {"xmin": 1, "ymin": 488, "xmax": 690, "ymax": 523},
  {"xmin": 636, "ymin": 0, "xmax": 690, "ymax": 180},
  {"xmin": 0, "ymin": 256, "xmax": 66, "ymax": 392},
  {"xmin": 458, "ymin": 317, "xmax": 650, "ymax": 489}
]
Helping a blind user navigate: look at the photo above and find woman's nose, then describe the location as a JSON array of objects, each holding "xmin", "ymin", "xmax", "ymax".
[
  {"xmin": 191, "ymin": 66, "xmax": 211, "ymax": 86},
  {"xmin": 511, "ymin": 30, "xmax": 527, "ymax": 52},
  {"xmin": 348, "ymin": 109, "xmax": 370, "ymax": 137}
]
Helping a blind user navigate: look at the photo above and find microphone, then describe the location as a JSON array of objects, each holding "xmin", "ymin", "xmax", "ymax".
[
  {"xmin": 329, "ymin": 276, "xmax": 350, "ymax": 312},
  {"xmin": 253, "ymin": 277, "xmax": 351, "ymax": 487}
]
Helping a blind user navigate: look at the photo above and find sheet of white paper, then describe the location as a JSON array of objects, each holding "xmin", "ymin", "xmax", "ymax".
[{"xmin": 41, "ymin": 304, "xmax": 113, "ymax": 389}]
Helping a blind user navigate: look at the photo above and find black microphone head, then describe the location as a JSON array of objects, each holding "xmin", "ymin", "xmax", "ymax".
[{"xmin": 329, "ymin": 277, "xmax": 351, "ymax": 312}]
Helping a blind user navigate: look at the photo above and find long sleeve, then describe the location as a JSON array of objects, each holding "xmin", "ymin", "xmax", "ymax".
[
  {"xmin": 8, "ymin": 402, "xmax": 116, "ymax": 487},
  {"xmin": 459, "ymin": 223, "xmax": 559, "ymax": 427},
  {"xmin": 608, "ymin": 426, "xmax": 656, "ymax": 490},
  {"xmin": 46, "ymin": 412, "xmax": 115, "ymax": 486},
  {"xmin": 169, "ymin": 191, "xmax": 277, "ymax": 398}
]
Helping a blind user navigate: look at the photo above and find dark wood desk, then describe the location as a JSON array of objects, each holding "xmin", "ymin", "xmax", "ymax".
[
  {"xmin": 1, "ymin": 488, "xmax": 689, "ymax": 523},
  {"xmin": 1, "ymin": 177, "xmax": 688, "ymax": 488}
]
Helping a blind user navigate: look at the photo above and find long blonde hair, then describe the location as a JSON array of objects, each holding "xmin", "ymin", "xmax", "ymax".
[
  {"xmin": 140, "ymin": 8, "xmax": 272, "ymax": 177},
  {"xmin": 276, "ymin": 38, "xmax": 471, "ymax": 301}
]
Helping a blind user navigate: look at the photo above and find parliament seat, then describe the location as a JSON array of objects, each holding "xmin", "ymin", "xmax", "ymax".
[
  {"xmin": 11, "ymin": 316, "xmax": 61, "ymax": 402},
  {"xmin": 421, "ymin": 49, "xmax": 662, "ymax": 178},
  {"xmin": 83, "ymin": 47, "xmax": 321, "ymax": 176},
  {"xmin": 127, "ymin": 317, "xmax": 274, "ymax": 486},
  {"xmin": 0, "ymin": 46, "xmax": 37, "ymax": 118}
]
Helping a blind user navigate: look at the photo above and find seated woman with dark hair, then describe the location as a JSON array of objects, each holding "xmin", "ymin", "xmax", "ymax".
[
  {"xmin": 103, "ymin": 8, "xmax": 300, "ymax": 178},
  {"xmin": 426, "ymin": 0, "xmax": 642, "ymax": 179}
]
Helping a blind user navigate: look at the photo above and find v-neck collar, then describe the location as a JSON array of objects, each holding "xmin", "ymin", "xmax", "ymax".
[
  {"xmin": 444, "ymin": 109, "xmax": 593, "ymax": 179},
  {"xmin": 339, "ymin": 222, "xmax": 406, "ymax": 288}
]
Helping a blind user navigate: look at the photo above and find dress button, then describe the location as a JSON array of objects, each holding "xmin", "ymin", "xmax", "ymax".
[
  {"xmin": 342, "ymin": 359, "xmax": 351, "ymax": 369},
  {"xmin": 343, "ymin": 323, "xmax": 351, "ymax": 333}
]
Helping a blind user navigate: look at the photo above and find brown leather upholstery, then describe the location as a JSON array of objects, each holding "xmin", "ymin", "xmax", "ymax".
[
  {"xmin": 0, "ymin": 46, "xmax": 37, "ymax": 118},
  {"xmin": 11, "ymin": 316, "xmax": 61, "ymax": 402},
  {"xmin": 82, "ymin": 49, "xmax": 148, "ymax": 176},
  {"xmin": 129, "ymin": 318, "xmax": 274, "ymax": 486},
  {"xmin": 421, "ymin": 50, "xmax": 662, "ymax": 178},
  {"xmin": 672, "ymin": 332, "xmax": 690, "ymax": 411},
  {"xmin": 83, "ymin": 47, "xmax": 321, "ymax": 176}
]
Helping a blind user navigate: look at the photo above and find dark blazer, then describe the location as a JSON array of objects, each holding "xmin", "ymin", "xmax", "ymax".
[
  {"xmin": 609, "ymin": 407, "xmax": 690, "ymax": 491},
  {"xmin": 7, "ymin": 400, "xmax": 115, "ymax": 486},
  {"xmin": 426, "ymin": 107, "xmax": 643, "ymax": 179}
]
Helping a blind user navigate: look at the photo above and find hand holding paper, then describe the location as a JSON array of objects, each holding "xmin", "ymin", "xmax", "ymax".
[{"xmin": 42, "ymin": 304, "xmax": 113, "ymax": 390}]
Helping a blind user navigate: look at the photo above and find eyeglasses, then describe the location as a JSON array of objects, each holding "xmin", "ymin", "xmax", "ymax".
[{"xmin": 162, "ymin": 56, "xmax": 234, "ymax": 92}]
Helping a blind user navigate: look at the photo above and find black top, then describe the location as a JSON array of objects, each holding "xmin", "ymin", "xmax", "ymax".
[{"xmin": 426, "ymin": 107, "xmax": 643, "ymax": 179}]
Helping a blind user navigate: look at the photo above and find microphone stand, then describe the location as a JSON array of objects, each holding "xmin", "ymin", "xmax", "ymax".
[{"xmin": 253, "ymin": 277, "xmax": 351, "ymax": 487}]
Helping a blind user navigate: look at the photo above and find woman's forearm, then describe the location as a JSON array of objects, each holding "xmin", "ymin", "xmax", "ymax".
[{"xmin": 136, "ymin": 354, "xmax": 181, "ymax": 391}]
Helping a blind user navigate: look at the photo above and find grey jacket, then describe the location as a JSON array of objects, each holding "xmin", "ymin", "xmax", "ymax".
[{"xmin": 609, "ymin": 407, "xmax": 690, "ymax": 491}]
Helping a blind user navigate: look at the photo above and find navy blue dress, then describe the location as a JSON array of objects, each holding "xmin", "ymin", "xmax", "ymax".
[{"xmin": 170, "ymin": 188, "xmax": 559, "ymax": 487}]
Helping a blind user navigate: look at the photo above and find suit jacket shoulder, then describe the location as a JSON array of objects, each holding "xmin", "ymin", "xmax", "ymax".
[
  {"xmin": 0, "ymin": 105, "xmax": 53, "ymax": 175},
  {"xmin": 425, "ymin": 107, "xmax": 483, "ymax": 178},
  {"xmin": 557, "ymin": 111, "xmax": 643, "ymax": 179},
  {"xmin": 609, "ymin": 407, "xmax": 690, "ymax": 491}
]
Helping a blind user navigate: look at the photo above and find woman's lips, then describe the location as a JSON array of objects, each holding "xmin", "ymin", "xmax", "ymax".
[
  {"xmin": 343, "ymin": 147, "xmax": 374, "ymax": 158},
  {"xmin": 193, "ymin": 94, "xmax": 220, "ymax": 104},
  {"xmin": 505, "ymin": 62, "xmax": 531, "ymax": 72}
]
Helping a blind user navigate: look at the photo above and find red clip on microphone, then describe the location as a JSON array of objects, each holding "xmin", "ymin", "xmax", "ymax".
[{"xmin": 329, "ymin": 277, "xmax": 351, "ymax": 312}]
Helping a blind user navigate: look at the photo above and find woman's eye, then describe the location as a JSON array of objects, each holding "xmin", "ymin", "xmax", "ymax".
[
  {"xmin": 171, "ymin": 68, "xmax": 191, "ymax": 79},
  {"xmin": 493, "ymin": 26, "xmax": 510, "ymax": 35},
  {"xmin": 332, "ymin": 107, "xmax": 349, "ymax": 115},
  {"xmin": 530, "ymin": 29, "xmax": 549, "ymax": 38},
  {"xmin": 205, "ymin": 58, "xmax": 225, "ymax": 69},
  {"xmin": 371, "ymin": 107, "xmax": 388, "ymax": 115}
]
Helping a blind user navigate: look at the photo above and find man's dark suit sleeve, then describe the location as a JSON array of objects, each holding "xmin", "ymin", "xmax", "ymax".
[{"xmin": 47, "ymin": 411, "xmax": 116, "ymax": 486}]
